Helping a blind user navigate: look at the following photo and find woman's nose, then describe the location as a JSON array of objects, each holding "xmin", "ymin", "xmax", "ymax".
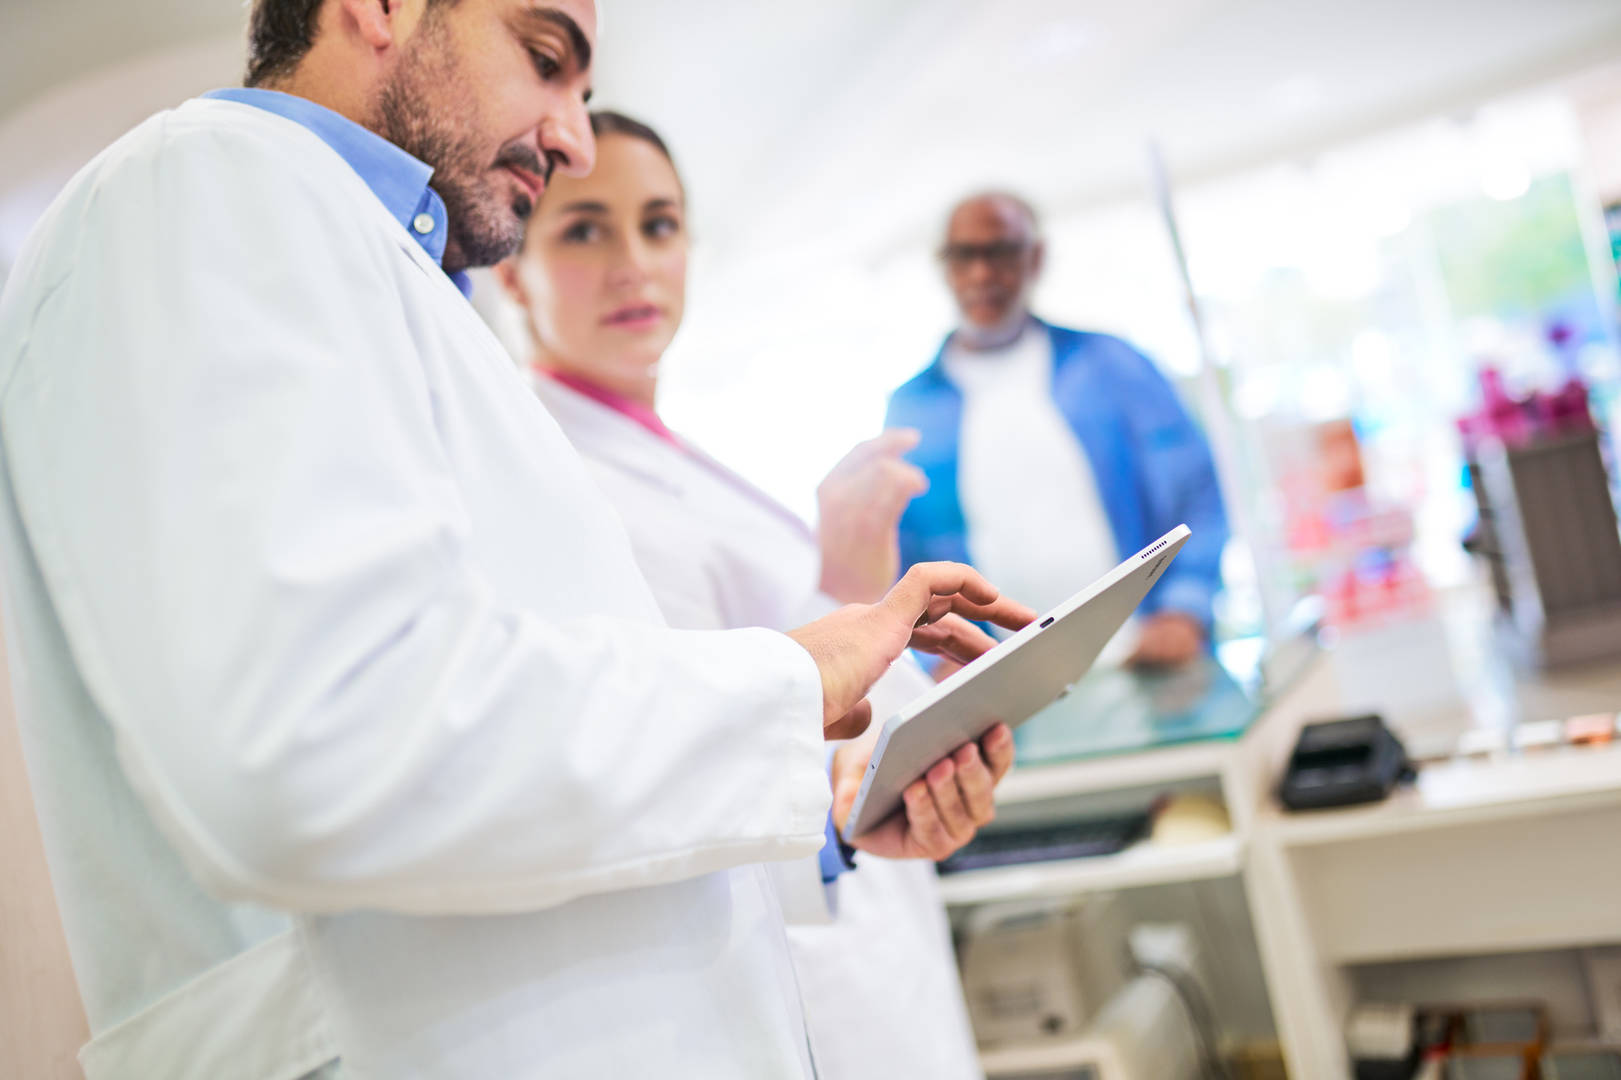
[{"xmin": 606, "ymin": 237, "xmax": 653, "ymax": 287}]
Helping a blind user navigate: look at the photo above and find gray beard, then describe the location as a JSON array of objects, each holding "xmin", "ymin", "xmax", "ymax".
[{"xmin": 956, "ymin": 310, "xmax": 1032, "ymax": 352}]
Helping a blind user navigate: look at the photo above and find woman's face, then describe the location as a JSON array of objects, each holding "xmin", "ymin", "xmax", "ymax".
[{"xmin": 506, "ymin": 131, "xmax": 687, "ymax": 392}]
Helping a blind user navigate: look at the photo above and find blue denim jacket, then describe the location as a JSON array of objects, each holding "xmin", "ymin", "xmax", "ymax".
[{"xmin": 885, "ymin": 320, "xmax": 1229, "ymax": 629}]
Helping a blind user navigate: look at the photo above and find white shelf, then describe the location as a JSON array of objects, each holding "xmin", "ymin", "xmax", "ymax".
[
  {"xmin": 977, "ymin": 1035, "xmax": 1116, "ymax": 1077},
  {"xmin": 997, "ymin": 739, "xmax": 1237, "ymax": 805},
  {"xmin": 936, "ymin": 835, "xmax": 1243, "ymax": 906}
]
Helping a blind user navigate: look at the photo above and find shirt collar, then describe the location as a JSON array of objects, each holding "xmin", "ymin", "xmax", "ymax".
[
  {"xmin": 203, "ymin": 88, "xmax": 472, "ymax": 297},
  {"xmin": 540, "ymin": 368, "xmax": 683, "ymax": 448}
]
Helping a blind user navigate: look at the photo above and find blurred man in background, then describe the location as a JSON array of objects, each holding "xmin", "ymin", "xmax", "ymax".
[{"xmin": 887, "ymin": 191, "xmax": 1230, "ymax": 665}]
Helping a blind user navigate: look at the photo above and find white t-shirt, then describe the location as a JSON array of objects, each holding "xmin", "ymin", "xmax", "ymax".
[{"xmin": 943, "ymin": 323, "xmax": 1124, "ymax": 621}]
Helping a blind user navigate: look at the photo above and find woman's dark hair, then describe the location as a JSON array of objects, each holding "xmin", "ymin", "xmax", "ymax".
[
  {"xmin": 590, "ymin": 110, "xmax": 681, "ymax": 186},
  {"xmin": 245, "ymin": 0, "xmax": 457, "ymax": 87}
]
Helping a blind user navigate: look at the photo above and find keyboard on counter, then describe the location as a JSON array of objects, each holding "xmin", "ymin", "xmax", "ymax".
[{"xmin": 935, "ymin": 809, "xmax": 1153, "ymax": 875}]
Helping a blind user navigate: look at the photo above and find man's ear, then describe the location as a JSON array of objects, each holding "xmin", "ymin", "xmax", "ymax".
[
  {"xmin": 335, "ymin": 0, "xmax": 402, "ymax": 51},
  {"xmin": 1029, "ymin": 239, "xmax": 1046, "ymax": 279}
]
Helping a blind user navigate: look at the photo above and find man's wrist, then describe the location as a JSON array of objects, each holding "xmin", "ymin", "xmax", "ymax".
[
  {"xmin": 818, "ymin": 812, "xmax": 857, "ymax": 882},
  {"xmin": 836, "ymin": 831, "xmax": 859, "ymax": 868}
]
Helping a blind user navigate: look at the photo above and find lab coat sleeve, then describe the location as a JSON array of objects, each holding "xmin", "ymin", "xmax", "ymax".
[
  {"xmin": 0, "ymin": 117, "xmax": 830, "ymax": 916},
  {"xmin": 773, "ymin": 656, "xmax": 935, "ymax": 926}
]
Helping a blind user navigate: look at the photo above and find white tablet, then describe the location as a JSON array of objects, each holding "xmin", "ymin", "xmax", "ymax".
[{"xmin": 841, "ymin": 525, "xmax": 1192, "ymax": 840}]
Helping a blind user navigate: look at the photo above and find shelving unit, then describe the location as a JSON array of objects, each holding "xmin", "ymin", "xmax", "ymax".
[
  {"xmin": 1245, "ymin": 738, "xmax": 1621, "ymax": 1079},
  {"xmin": 936, "ymin": 834, "xmax": 1244, "ymax": 906},
  {"xmin": 943, "ymin": 603, "xmax": 1621, "ymax": 1079},
  {"xmin": 995, "ymin": 738, "xmax": 1240, "ymax": 807},
  {"xmin": 939, "ymin": 641, "xmax": 1339, "ymax": 1077}
]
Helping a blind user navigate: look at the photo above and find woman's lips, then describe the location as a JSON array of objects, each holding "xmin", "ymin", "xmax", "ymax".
[{"xmin": 601, "ymin": 304, "xmax": 664, "ymax": 332}]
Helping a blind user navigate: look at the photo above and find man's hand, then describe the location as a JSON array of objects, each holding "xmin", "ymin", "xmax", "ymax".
[
  {"xmin": 1128, "ymin": 611, "xmax": 1205, "ymax": 668},
  {"xmin": 831, "ymin": 723, "xmax": 1015, "ymax": 859},
  {"xmin": 816, "ymin": 429, "xmax": 928, "ymax": 605},
  {"xmin": 786, "ymin": 562, "xmax": 1035, "ymax": 740}
]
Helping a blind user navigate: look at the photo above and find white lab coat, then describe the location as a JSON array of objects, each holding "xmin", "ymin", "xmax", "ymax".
[
  {"xmin": 534, "ymin": 377, "xmax": 985, "ymax": 1080},
  {"xmin": 0, "ymin": 98, "xmax": 837, "ymax": 1080}
]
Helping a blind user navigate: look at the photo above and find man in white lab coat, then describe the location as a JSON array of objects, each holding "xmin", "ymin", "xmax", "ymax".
[{"xmin": 0, "ymin": 2, "xmax": 1031, "ymax": 1078}]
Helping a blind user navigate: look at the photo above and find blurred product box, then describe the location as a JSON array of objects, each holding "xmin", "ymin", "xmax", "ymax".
[
  {"xmin": 1351, "ymin": 1001, "xmax": 1551, "ymax": 1080},
  {"xmin": 1540, "ymin": 1043, "xmax": 1621, "ymax": 1079},
  {"xmin": 1259, "ymin": 418, "xmax": 1432, "ymax": 634},
  {"xmin": 1459, "ymin": 369, "xmax": 1621, "ymax": 669},
  {"xmin": 1470, "ymin": 431, "xmax": 1621, "ymax": 668}
]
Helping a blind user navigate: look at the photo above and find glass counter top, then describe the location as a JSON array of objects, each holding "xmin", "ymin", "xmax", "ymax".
[{"xmin": 1013, "ymin": 627, "xmax": 1320, "ymax": 768}]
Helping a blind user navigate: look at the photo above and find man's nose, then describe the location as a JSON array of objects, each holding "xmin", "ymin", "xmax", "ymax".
[
  {"xmin": 543, "ymin": 99, "xmax": 596, "ymax": 180},
  {"xmin": 965, "ymin": 256, "xmax": 996, "ymax": 285}
]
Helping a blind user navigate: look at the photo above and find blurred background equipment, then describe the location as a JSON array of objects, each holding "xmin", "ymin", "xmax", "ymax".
[
  {"xmin": 958, "ymin": 895, "xmax": 1133, "ymax": 1045},
  {"xmin": 960, "ymin": 899, "xmax": 1214, "ymax": 1080},
  {"xmin": 1277, "ymin": 715, "xmax": 1414, "ymax": 812},
  {"xmin": 1541, "ymin": 1044, "xmax": 1621, "ymax": 1079},
  {"xmin": 1459, "ymin": 369, "xmax": 1621, "ymax": 668}
]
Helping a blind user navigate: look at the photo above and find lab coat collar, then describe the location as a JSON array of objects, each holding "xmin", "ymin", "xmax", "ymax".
[
  {"xmin": 202, "ymin": 88, "xmax": 471, "ymax": 297},
  {"xmin": 533, "ymin": 373, "xmax": 816, "ymax": 542}
]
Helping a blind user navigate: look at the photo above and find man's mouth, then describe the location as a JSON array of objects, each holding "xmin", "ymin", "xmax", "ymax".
[{"xmin": 504, "ymin": 164, "xmax": 546, "ymax": 204}]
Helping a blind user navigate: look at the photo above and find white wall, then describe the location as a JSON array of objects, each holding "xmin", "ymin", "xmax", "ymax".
[{"xmin": 0, "ymin": 34, "xmax": 243, "ymax": 281}]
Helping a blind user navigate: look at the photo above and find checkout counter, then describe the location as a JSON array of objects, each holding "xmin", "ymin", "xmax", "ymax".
[{"xmin": 947, "ymin": 588, "xmax": 1621, "ymax": 1079}]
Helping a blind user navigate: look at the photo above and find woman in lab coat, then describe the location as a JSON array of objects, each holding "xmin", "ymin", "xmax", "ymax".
[{"xmin": 495, "ymin": 111, "xmax": 989, "ymax": 1080}]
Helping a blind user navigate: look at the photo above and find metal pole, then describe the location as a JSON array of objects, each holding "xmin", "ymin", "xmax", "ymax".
[{"xmin": 1145, "ymin": 140, "xmax": 1288, "ymax": 637}]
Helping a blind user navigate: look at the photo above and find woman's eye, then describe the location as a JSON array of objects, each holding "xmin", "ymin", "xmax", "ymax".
[
  {"xmin": 562, "ymin": 221, "xmax": 601, "ymax": 243},
  {"xmin": 645, "ymin": 216, "xmax": 681, "ymax": 240}
]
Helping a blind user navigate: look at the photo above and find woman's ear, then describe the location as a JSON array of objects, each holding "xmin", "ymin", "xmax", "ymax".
[{"xmin": 492, "ymin": 257, "xmax": 528, "ymax": 308}]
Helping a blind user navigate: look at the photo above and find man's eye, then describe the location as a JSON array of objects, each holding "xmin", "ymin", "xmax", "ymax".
[
  {"xmin": 530, "ymin": 49, "xmax": 560, "ymax": 80},
  {"xmin": 645, "ymin": 216, "xmax": 680, "ymax": 239}
]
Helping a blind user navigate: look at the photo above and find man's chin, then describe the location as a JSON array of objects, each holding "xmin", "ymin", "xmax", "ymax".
[{"xmin": 443, "ymin": 231, "xmax": 522, "ymax": 273}]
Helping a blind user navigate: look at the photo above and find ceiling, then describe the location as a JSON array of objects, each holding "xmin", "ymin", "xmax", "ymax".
[{"xmin": 4, "ymin": 0, "xmax": 1621, "ymax": 272}]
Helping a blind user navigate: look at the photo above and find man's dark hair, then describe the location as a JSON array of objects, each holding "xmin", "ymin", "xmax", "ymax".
[{"xmin": 244, "ymin": 0, "xmax": 455, "ymax": 87}]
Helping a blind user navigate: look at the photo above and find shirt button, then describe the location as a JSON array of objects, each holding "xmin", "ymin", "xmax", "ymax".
[{"xmin": 412, "ymin": 212, "xmax": 436, "ymax": 235}]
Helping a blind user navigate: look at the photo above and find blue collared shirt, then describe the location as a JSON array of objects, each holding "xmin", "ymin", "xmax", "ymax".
[{"xmin": 204, "ymin": 88, "xmax": 471, "ymax": 297}]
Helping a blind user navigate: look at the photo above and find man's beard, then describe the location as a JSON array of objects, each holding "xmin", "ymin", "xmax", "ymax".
[
  {"xmin": 958, "ymin": 306, "xmax": 1031, "ymax": 351},
  {"xmin": 375, "ymin": 19, "xmax": 545, "ymax": 271}
]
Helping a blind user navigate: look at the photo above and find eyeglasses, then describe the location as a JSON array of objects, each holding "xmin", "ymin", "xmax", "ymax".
[{"xmin": 939, "ymin": 241, "xmax": 1030, "ymax": 271}]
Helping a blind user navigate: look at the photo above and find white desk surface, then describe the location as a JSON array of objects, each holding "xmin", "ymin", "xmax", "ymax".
[{"xmin": 1262, "ymin": 740, "xmax": 1621, "ymax": 847}]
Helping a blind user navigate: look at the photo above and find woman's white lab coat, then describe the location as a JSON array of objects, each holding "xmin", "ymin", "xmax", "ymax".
[
  {"xmin": 534, "ymin": 377, "xmax": 985, "ymax": 1080},
  {"xmin": 0, "ymin": 99, "xmax": 837, "ymax": 1080}
]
